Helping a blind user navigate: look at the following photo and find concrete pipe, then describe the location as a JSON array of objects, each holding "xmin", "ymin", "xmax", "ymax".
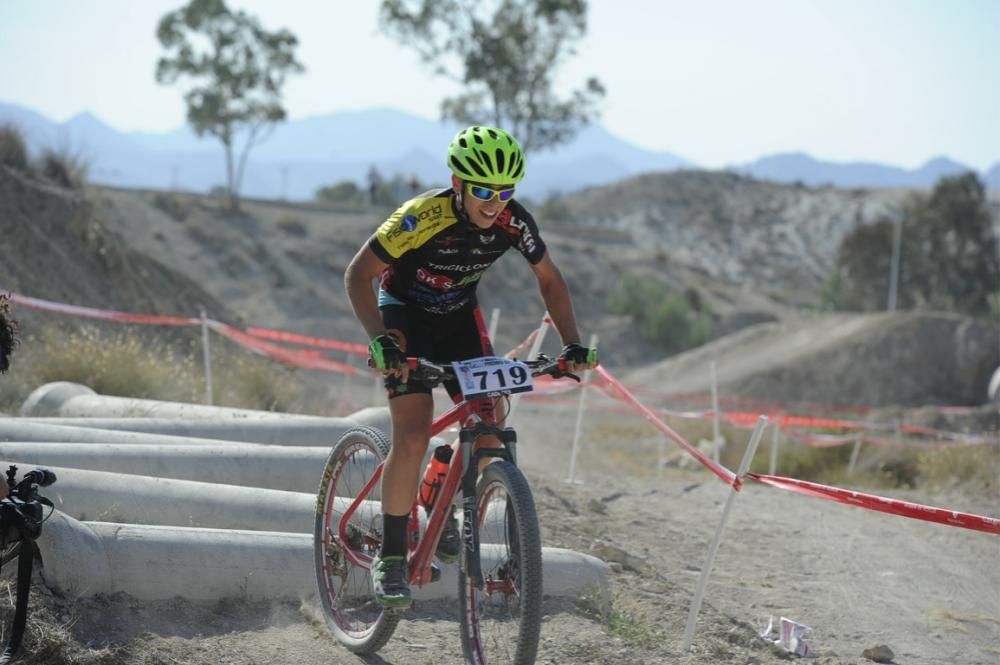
[
  {"xmin": 19, "ymin": 381, "xmax": 96, "ymax": 416},
  {"xmin": 1, "ymin": 420, "xmax": 266, "ymax": 447},
  {"xmin": 33, "ymin": 464, "xmax": 318, "ymax": 532},
  {"xmin": 21, "ymin": 384, "xmax": 329, "ymax": 420},
  {"xmin": 39, "ymin": 513, "xmax": 608, "ymax": 604},
  {"xmin": 0, "ymin": 443, "xmax": 329, "ymax": 492},
  {"xmin": 13, "ymin": 417, "xmax": 367, "ymax": 447}
]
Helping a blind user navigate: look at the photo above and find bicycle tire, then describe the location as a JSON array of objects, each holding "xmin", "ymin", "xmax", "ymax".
[
  {"xmin": 313, "ymin": 426, "xmax": 401, "ymax": 654},
  {"xmin": 459, "ymin": 461, "xmax": 543, "ymax": 665}
]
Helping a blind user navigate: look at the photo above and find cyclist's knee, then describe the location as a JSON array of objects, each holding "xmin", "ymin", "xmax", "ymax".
[{"xmin": 393, "ymin": 430, "xmax": 431, "ymax": 456}]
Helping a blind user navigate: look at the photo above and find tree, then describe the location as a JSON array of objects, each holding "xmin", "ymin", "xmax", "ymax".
[
  {"xmin": 155, "ymin": 0, "xmax": 303, "ymax": 210},
  {"xmin": 833, "ymin": 173, "xmax": 999, "ymax": 317},
  {"xmin": 835, "ymin": 219, "xmax": 895, "ymax": 311},
  {"xmin": 379, "ymin": 0, "xmax": 605, "ymax": 152},
  {"xmin": 903, "ymin": 172, "xmax": 999, "ymax": 315}
]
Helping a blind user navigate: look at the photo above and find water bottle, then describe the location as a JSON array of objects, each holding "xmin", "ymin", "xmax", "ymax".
[{"xmin": 420, "ymin": 444, "xmax": 453, "ymax": 510}]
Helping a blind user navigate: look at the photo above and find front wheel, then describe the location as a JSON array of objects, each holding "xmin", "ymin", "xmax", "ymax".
[
  {"xmin": 459, "ymin": 461, "xmax": 543, "ymax": 665},
  {"xmin": 313, "ymin": 426, "xmax": 400, "ymax": 654}
]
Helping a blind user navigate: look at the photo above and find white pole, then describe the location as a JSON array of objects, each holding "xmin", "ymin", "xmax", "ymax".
[
  {"xmin": 506, "ymin": 314, "xmax": 550, "ymax": 423},
  {"xmin": 847, "ymin": 436, "xmax": 862, "ymax": 477},
  {"xmin": 768, "ymin": 422, "xmax": 781, "ymax": 476},
  {"xmin": 710, "ymin": 360, "xmax": 721, "ymax": 464},
  {"xmin": 200, "ymin": 308, "xmax": 213, "ymax": 405},
  {"xmin": 566, "ymin": 334, "xmax": 598, "ymax": 484},
  {"xmin": 488, "ymin": 307, "xmax": 501, "ymax": 345},
  {"xmin": 888, "ymin": 217, "xmax": 903, "ymax": 311},
  {"xmin": 682, "ymin": 416, "xmax": 768, "ymax": 652}
]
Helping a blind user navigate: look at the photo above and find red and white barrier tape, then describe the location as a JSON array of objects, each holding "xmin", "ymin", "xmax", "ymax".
[
  {"xmin": 747, "ymin": 473, "xmax": 1000, "ymax": 536},
  {"xmin": 595, "ymin": 366, "xmax": 739, "ymax": 488},
  {"xmin": 245, "ymin": 327, "xmax": 368, "ymax": 355},
  {"xmin": 206, "ymin": 321, "xmax": 360, "ymax": 375},
  {"xmin": 7, "ymin": 290, "xmax": 995, "ymax": 446},
  {"xmin": 9, "ymin": 292, "xmax": 197, "ymax": 326}
]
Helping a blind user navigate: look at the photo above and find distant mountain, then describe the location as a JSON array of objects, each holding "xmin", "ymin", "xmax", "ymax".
[
  {"xmin": 737, "ymin": 151, "xmax": 976, "ymax": 189},
  {"xmin": 983, "ymin": 163, "xmax": 1000, "ymax": 190},
  {"xmin": 1, "ymin": 100, "xmax": 996, "ymax": 198}
]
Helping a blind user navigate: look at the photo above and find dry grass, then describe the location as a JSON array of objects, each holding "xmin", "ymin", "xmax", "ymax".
[
  {"xmin": 0, "ymin": 325, "xmax": 318, "ymax": 415},
  {"xmin": 580, "ymin": 405, "xmax": 997, "ymax": 493}
]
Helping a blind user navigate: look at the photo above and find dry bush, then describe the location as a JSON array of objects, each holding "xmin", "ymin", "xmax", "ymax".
[
  {"xmin": 210, "ymin": 348, "xmax": 309, "ymax": 413},
  {"xmin": 20, "ymin": 326, "xmax": 202, "ymax": 402},
  {"xmin": 0, "ymin": 124, "xmax": 30, "ymax": 172},
  {"xmin": 917, "ymin": 443, "xmax": 1000, "ymax": 492},
  {"xmin": 37, "ymin": 147, "xmax": 88, "ymax": 189},
  {"xmin": 276, "ymin": 215, "xmax": 308, "ymax": 237}
]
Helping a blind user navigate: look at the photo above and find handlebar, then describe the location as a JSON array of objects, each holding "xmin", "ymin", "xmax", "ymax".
[
  {"xmin": 406, "ymin": 354, "xmax": 580, "ymax": 389},
  {"xmin": 4, "ymin": 465, "xmax": 57, "ymax": 503}
]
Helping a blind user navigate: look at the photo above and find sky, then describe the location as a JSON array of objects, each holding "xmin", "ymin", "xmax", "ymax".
[{"xmin": 1, "ymin": 0, "xmax": 997, "ymax": 170}]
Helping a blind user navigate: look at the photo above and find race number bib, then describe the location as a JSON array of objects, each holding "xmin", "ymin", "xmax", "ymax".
[{"xmin": 452, "ymin": 357, "xmax": 534, "ymax": 399}]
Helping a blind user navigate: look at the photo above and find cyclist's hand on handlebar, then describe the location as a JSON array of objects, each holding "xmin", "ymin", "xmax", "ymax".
[
  {"xmin": 369, "ymin": 333, "xmax": 408, "ymax": 381},
  {"xmin": 559, "ymin": 342, "xmax": 598, "ymax": 373}
]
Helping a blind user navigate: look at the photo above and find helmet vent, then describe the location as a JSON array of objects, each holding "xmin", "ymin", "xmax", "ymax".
[
  {"xmin": 495, "ymin": 148, "xmax": 506, "ymax": 174},
  {"xmin": 450, "ymin": 155, "xmax": 473, "ymax": 177}
]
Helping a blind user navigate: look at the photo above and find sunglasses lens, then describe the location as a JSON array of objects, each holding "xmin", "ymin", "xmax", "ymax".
[
  {"xmin": 498, "ymin": 188, "xmax": 515, "ymax": 201},
  {"xmin": 469, "ymin": 185, "xmax": 494, "ymax": 201}
]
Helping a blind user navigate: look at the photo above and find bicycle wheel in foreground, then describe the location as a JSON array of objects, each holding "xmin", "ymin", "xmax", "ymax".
[
  {"xmin": 313, "ymin": 426, "xmax": 400, "ymax": 654},
  {"xmin": 459, "ymin": 460, "xmax": 543, "ymax": 665}
]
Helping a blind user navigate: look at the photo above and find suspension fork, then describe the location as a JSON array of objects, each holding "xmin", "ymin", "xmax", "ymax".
[{"xmin": 459, "ymin": 424, "xmax": 518, "ymax": 588}]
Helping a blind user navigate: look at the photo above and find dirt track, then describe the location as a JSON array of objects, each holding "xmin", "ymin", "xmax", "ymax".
[{"xmin": 13, "ymin": 397, "xmax": 998, "ymax": 665}]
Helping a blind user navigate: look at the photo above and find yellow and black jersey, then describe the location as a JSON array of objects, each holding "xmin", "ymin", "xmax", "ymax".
[{"xmin": 368, "ymin": 187, "xmax": 547, "ymax": 314}]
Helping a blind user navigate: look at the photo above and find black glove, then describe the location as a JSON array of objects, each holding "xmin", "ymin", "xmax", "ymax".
[
  {"xmin": 559, "ymin": 342, "xmax": 598, "ymax": 367},
  {"xmin": 369, "ymin": 333, "xmax": 405, "ymax": 371}
]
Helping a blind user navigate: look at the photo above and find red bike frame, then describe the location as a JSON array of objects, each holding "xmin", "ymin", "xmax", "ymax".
[{"xmin": 336, "ymin": 393, "xmax": 501, "ymax": 586}]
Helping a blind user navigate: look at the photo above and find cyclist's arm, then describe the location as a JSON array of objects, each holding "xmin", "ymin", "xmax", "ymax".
[
  {"xmin": 529, "ymin": 251, "xmax": 583, "ymax": 347},
  {"xmin": 0, "ymin": 476, "xmax": 8, "ymax": 500},
  {"xmin": 344, "ymin": 244, "xmax": 391, "ymax": 340}
]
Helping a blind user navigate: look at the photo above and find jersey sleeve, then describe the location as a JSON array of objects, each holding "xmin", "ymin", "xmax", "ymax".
[
  {"xmin": 368, "ymin": 192, "xmax": 456, "ymax": 263},
  {"xmin": 504, "ymin": 200, "xmax": 547, "ymax": 265}
]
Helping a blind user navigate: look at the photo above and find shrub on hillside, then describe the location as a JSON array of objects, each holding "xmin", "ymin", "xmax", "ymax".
[
  {"xmin": 37, "ymin": 147, "xmax": 88, "ymax": 189},
  {"xmin": 0, "ymin": 124, "xmax": 30, "ymax": 172},
  {"xmin": 315, "ymin": 180, "xmax": 363, "ymax": 205},
  {"xmin": 610, "ymin": 272, "xmax": 711, "ymax": 354},
  {"xmin": 276, "ymin": 215, "xmax": 308, "ymax": 237}
]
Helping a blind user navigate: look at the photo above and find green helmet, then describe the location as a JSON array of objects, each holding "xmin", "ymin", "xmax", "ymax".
[{"xmin": 447, "ymin": 126, "xmax": 526, "ymax": 186}]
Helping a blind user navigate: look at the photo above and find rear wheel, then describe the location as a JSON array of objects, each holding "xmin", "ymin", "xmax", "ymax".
[
  {"xmin": 313, "ymin": 426, "xmax": 400, "ymax": 654},
  {"xmin": 459, "ymin": 461, "xmax": 543, "ymax": 665}
]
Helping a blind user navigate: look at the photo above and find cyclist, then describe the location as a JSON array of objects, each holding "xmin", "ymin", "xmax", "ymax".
[{"xmin": 344, "ymin": 125, "xmax": 598, "ymax": 608}]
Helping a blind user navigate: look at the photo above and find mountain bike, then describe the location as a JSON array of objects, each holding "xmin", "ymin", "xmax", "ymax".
[{"xmin": 314, "ymin": 354, "xmax": 577, "ymax": 665}]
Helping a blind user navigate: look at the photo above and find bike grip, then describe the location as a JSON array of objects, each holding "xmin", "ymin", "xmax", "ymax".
[
  {"xmin": 25, "ymin": 468, "xmax": 57, "ymax": 487},
  {"xmin": 407, "ymin": 357, "xmax": 419, "ymax": 370}
]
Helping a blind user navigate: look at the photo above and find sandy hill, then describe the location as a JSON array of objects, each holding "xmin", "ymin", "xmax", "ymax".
[{"xmin": 2, "ymin": 165, "xmax": 997, "ymax": 409}]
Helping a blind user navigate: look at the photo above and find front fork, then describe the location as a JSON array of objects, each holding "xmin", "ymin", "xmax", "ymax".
[{"xmin": 460, "ymin": 425, "xmax": 517, "ymax": 588}]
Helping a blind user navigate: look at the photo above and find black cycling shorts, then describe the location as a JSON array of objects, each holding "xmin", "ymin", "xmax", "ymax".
[{"xmin": 379, "ymin": 304, "xmax": 494, "ymax": 400}]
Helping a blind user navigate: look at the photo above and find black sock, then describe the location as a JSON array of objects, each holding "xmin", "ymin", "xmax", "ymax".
[{"xmin": 380, "ymin": 513, "xmax": 409, "ymax": 559}]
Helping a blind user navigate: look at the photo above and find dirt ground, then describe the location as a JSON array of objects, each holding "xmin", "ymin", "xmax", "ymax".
[{"xmin": 6, "ymin": 397, "xmax": 998, "ymax": 665}]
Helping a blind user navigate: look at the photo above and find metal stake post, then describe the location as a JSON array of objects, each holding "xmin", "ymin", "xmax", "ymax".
[
  {"xmin": 200, "ymin": 307, "xmax": 213, "ymax": 405},
  {"xmin": 682, "ymin": 416, "xmax": 768, "ymax": 652},
  {"xmin": 710, "ymin": 360, "xmax": 721, "ymax": 464},
  {"xmin": 566, "ymin": 334, "xmax": 598, "ymax": 484}
]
